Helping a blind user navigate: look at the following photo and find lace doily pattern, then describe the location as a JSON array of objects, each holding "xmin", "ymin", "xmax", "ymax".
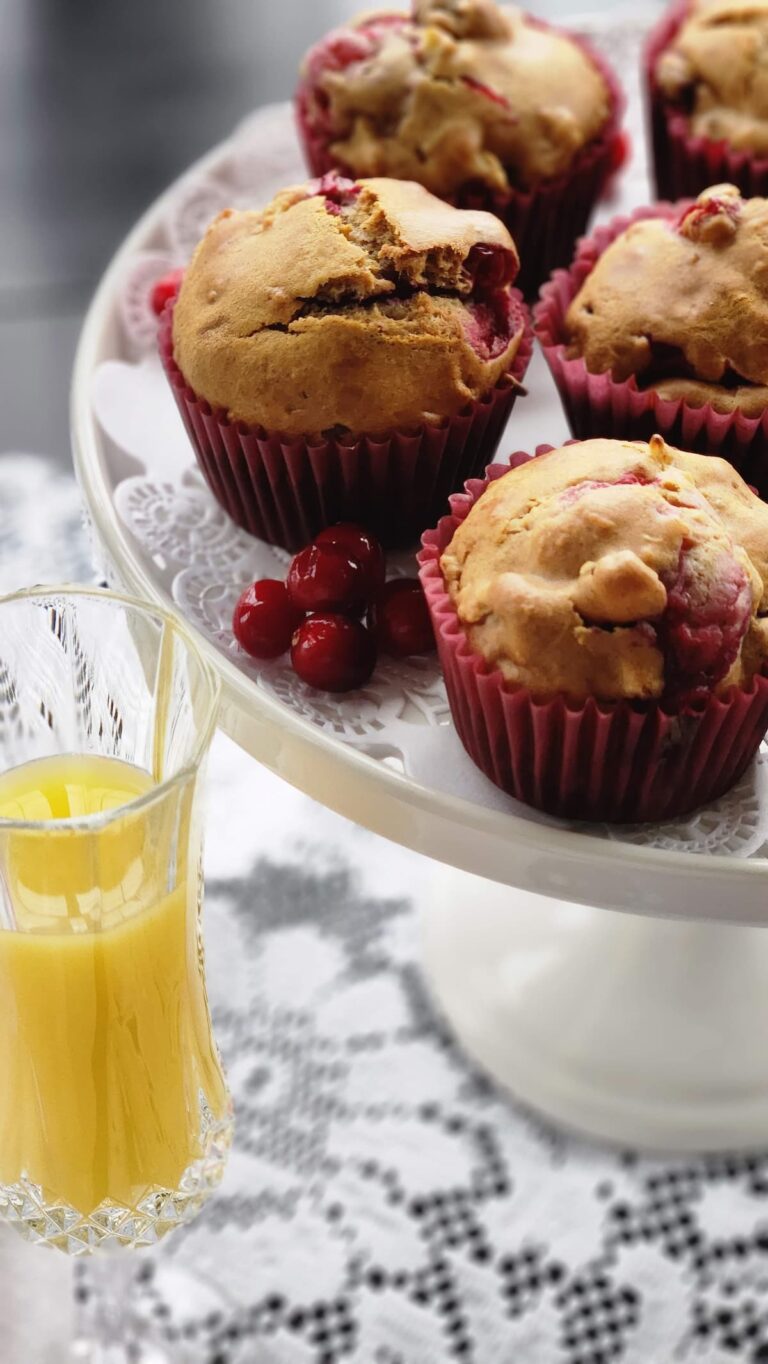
[
  {"xmin": 146, "ymin": 787, "xmax": 768, "ymax": 1364},
  {"xmin": 7, "ymin": 426, "xmax": 768, "ymax": 1364},
  {"xmin": 89, "ymin": 34, "xmax": 768, "ymax": 860},
  {"xmin": 608, "ymin": 752, "xmax": 768, "ymax": 859},
  {"xmin": 9, "ymin": 3, "xmax": 768, "ymax": 1355}
]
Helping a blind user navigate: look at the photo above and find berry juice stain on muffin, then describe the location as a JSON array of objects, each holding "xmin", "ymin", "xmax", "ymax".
[
  {"xmin": 440, "ymin": 435, "xmax": 768, "ymax": 703},
  {"xmin": 564, "ymin": 184, "xmax": 768, "ymax": 418},
  {"xmin": 656, "ymin": 0, "xmax": 768, "ymax": 157},
  {"xmin": 171, "ymin": 174, "xmax": 525, "ymax": 436},
  {"xmin": 297, "ymin": 0, "xmax": 612, "ymax": 196}
]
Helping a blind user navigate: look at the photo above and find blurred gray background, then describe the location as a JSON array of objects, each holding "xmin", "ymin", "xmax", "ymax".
[{"xmin": 0, "ymin": 0, "xmax": 638, "ymax": 468}]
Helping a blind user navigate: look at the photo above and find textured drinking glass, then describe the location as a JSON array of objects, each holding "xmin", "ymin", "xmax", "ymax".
[{"xmin": 0, "ymin": 587, "xmax": 232, "ymax": 1361}]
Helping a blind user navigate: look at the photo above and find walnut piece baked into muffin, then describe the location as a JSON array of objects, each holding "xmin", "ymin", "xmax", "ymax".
[
  {"xmin": 162, "ymin": 173, "xmax": 532, "ymax": 549},
  {"xmin": 296, "ymin": 0, "xmax": 623, "ymax": 295},
  {"xmin": 564, "ymin": 185, "xmax": 768, "ymax": 418},
  {"xmin": 172, "ymin": 174, "xmax": 525, "ymax": 436},
  {"xmin": 440, "ymin": 435, "xmax": 768, "ymax": 702}
]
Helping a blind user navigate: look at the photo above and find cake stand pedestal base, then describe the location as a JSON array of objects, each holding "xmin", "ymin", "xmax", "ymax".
[{"xmin": 421, "ymin": 863, "xmax": 768, "ymax": 1153}]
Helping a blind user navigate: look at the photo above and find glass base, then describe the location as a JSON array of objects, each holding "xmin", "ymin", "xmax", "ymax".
[{"xmin": 0, "ymin": 1107, "xmax": 233, "ymax": 1254}]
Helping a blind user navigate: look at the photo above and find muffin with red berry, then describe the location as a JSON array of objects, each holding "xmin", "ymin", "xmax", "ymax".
[
  {"xmin": 647, "ymin": 0, "xmax": 768, "ymax": 202},
  {"xmin": 419, "ymin": 435, "xmax": 768, "ymax": 822},
  {"xmin": 535, "ymin": 184, "xmax": 768, "ymax": 493},
  {"xmin": 161, "ymin": 173, "xmax": 532, "ymax": 551},
  {"xmin": 296, "ymin": 0, "xmax": 624, "ymax": 297}
]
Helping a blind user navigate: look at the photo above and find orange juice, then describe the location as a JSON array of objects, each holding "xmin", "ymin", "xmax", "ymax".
[{"xmin": 0, "ymin": 755, "xmax": 229, "ymax": 1218}]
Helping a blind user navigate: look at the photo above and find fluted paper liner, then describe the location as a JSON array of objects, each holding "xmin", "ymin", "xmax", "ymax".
[
  {"xmin": 159, "ymin": 300, "xmax": 532, "ymax": 551},
  {"xmin": 418, "ymin": 453, "xmax": 768, "ymax": 823},
  {"xmin": 534, "ymin": 203, "xmax": 768, "ymax": 496},
  {"xmin": 295, "ymin": 25, "xmax": 625, "ymax": 300}
]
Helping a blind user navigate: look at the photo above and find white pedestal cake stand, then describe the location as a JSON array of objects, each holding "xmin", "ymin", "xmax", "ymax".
[{"xmin": 71, "ymin": 26, "xmax": 768, "ymax": 1154}]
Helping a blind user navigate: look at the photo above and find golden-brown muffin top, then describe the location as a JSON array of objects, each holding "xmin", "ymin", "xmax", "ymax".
[
  {"xmin": 299, "ymin": 0, "xmax": 612, "ymax": 193},
  {"xmin": 441, "ymin": 435, "xmax": 768, "ymax": 701},
  {"xmin": 565, "ymin": 185, "xmax": 768, "ymax": 417},
  {"xmin": 656, "ymin": 0, "xmax": 768, "ymax": 154},
  {"xmin": 172, "ymin": 174, "xmax": 524, "ymax": 436}
]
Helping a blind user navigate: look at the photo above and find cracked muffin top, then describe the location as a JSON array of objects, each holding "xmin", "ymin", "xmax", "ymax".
[
  {"xmin": 564, "ymin": 185, "xmax": 768, "ymax": 417},
  {"xmin": 656, "ymin": 0, "xmax": 768, "ymax": 156},
  {"xmin": 297, "ymin": 0, "xmax": 613, "ymax": 195},
  {"xmin": 172, "ymin": 174, "xmax": 525, "ymax": 436},
  {"xmin": 441, "ymin": 435, "xmax": 768, "ymax": 701}
]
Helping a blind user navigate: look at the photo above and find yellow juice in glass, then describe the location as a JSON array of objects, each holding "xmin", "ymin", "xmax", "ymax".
[{"xmin": 0, "ymin": 754, "xmax": 230, "ymax": 1228}]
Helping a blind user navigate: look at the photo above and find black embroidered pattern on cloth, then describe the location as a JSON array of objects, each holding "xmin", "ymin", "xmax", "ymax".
[
  {"xmin": 149, "ymin": 852, "xmax": 768, "ymax": 1364},
  {"xmin": 6, "ymin": 452, "xmax": 768, "ymax": 1364}
]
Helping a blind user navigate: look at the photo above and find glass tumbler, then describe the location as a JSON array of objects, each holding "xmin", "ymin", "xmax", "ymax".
[{"xmin": 0, "ymin": 587, "xmax": 233, "ymax": 1362}]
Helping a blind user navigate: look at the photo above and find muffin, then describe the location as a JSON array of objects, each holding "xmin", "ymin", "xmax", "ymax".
[
  {"xmin": 418, "ymin": 435, "xmax": 768, "ymax": 822},
  {"xmin": 160, "ymin": 173, "xmax": 532, "ymax": 550},
  {"xmin": 296, "ymin": 0, "xmax": 624, "ymax": 297},
  {"xmin": 535, "ymin": 185, "xmax": 768, "ymax": 493},
  {"xmin": 647, "ymin": 0, "xmax": 768, "ymax": 200}
]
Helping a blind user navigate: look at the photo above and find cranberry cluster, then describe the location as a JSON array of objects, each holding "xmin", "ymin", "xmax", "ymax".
[{"xmin": 233, "ymin": 524, "xmax": 435, "ymax": 693}]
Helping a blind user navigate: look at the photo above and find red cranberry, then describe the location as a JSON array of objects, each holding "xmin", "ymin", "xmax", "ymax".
[
  {"xmin": 232, "ymin": 580, "xmax": 301, "ymax": 660},
  {"xmin": 287, "ymin": 543, "xmax": 369, "ymax": 615},
  {"xmin": 461, "ymin": 75, "xmax": 511, "ymax": 110},
  {"xmin": 291, "ymin": 614, "xmax": 377, "ymax": 692},
  {"xmin": 316, "ymin": 29, "xmax": 375, "ymax": 71},
  {"xmin": 370, "ymin": 579, "xmax": 436, "ymax": 658},
  {"xmin": 558, "ymin": 472, "xmax": 656, "ymax": 507},
  {"xmin": 150, "ymin": 268, "xmax": 185, "ymax": 317},
  {"xmin": 466, "ymin": 242, "xmax": 516, "ymax": 293},
  {"xmin": 659, "ymin": 547, "xmax": 751, "ymax": 702},
  {"xmin": 305, "ymin": 17, "xmax": 405, "ymax": 80},
  {"xmin": 463, "ymin": 292, "xmax": 516, "ymax": 360},
  {"xmin": 314, "ymin": 524, "xmax": 386, "ymax": 596},
  {"xmin": 307, "ymin": 173, "xmax": 360, "ymax": 213}
]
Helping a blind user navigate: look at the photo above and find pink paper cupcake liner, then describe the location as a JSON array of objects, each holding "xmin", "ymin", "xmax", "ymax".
[
  {"xmin": 534, "ymin": 203, "xmax": 768, "ymax": 495},
  {"xmin": 296, "ymin": 24, "xmax": 625, "ymax": 300},
  {"xmin": 418, "ymin": 453, "xmax": 768, "ymax": 823},
  {"xmin": 646, "ymin": 2, "xmax": 768, "ymax": 201},
  {"xmin": 159, "ymin": 300, "xmax": 533, "ymax": 552}
]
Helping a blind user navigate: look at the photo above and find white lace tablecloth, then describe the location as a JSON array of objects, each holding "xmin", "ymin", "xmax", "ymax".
[{"xmin": 3, "ymin": 451, "xmax": 768, "ymax": 1364}]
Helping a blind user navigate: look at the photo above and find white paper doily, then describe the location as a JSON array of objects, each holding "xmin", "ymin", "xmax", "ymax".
[{"xmin": 87, "ymin": 18, "xmax": 768, "ymax": 866}]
